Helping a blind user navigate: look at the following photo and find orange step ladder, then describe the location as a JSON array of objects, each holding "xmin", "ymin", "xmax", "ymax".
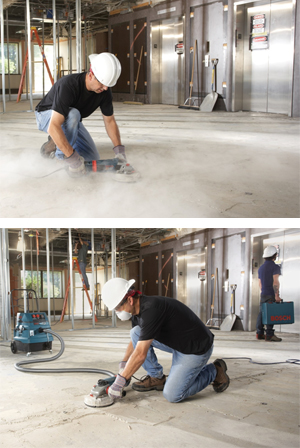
[
  {"xmin": 17, "ymin": 26, "xmax": 54, "ymax": 103},
  {"xmin": 60, "ymin": 257, "xmax": 97, "ymax": 323}
]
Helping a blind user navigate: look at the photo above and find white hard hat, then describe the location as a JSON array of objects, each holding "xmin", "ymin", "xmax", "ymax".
[
  {"xmin": 263, "ymin": 246, "xmax": 277, "ymax": 258},
  {"xmin": 89, "ymin": 52, "xmax": 121, "ymax": 87},
  {"xmin": 102, "ymin": 278, "xmax": 135, "ymax": 310}
]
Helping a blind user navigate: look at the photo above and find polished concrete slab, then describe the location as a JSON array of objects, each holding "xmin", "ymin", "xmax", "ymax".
[
  {"xmin": 0, "ymin": 100, "xmax": 299, "ymax": 218},
  {"xmin": 1, "ymin": 319, "xmax": 299, "ymax": 448}
]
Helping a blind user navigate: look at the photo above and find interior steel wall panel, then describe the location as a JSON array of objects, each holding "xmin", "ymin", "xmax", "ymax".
[
  {"xmin": 161, "ymin": 249, "xmax": 174, "ymax": 298},
  {"xmin": 142, "ymin": 253, "xmax": 158, "ymax": 296},
  {"xmin": 133, "ymin": 18, "xmax": 147, "ymax": 95},
  {"xmin": 193, "ymin": 2, "xmax": 224, "ymax": 96},
  {"xmin": 111, "ymin": 22, "xmax": 130, "ymax": 93},
  {"xmin": 150, "ymin": 21, "xmax": 161, "ymax": 103}
]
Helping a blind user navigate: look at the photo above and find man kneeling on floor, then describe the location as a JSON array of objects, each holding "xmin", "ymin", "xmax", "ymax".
[{"xmin": 102, "ymin": 278, "xmax": 230, "ymax": 403}]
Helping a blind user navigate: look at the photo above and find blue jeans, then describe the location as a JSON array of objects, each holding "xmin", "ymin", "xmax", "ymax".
[
  {"xmin": 256, "ymin": 294, "xmax": 275, "ymax": 337},
  {"xmin": 130, "ymin": 325, "xmax": 216, "ymax": 403},
  {"xmin": 35, "ymin": 108, "xmax": 100, "ymax": 161},
  {"xmin": 79, "ymin": 262, "xmax": 90, "ymax": 289}
]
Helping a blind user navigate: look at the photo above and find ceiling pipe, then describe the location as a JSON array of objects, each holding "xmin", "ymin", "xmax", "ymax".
[
  {"xmin": 52, "ymin": 0, "xmax": 57, "ymax": 82},
  {"xmin": 76, "ymin": 0, "xmax": 81, "ymax": 73},
  {"xmin": 111, "ymin": 229, "xmax": 116, "ymax": 328},
  {"xmin": 25, "ymin": 0, "xmax": 33, "ymax": 110},
  {"xmin": 1, "ymin": 0, "xmax": 6, "ymax": 112}
]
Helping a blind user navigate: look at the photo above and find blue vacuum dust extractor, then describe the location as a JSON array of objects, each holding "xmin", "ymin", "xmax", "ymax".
[{"xmin": 10, "ymin": 289, "xmax": 53, "ymax": 355}]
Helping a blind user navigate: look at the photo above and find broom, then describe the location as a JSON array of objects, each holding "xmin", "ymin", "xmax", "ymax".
[{"xmin": 178, "ymin": 40, "xmax": 199, "ymax": 110}]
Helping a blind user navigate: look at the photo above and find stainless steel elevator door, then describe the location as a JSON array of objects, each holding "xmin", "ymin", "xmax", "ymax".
[
  {"xmin": 177, "ymin": 249, "xmax": 206, "ymax": 321},
  {"xmin": 235, "ymin": 0, "xmax": 295, "ymax": 115},
  {"xmin": 151, "ymin": 18, "xmax": 185, "ymax": 105}
]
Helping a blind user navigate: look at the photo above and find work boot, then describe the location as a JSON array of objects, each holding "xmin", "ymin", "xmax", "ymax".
[
  {"xmin": 212, "ymin": 359, "xmax": 230, "ymax": 393},
  {"xmin": 132, "ymin": 375, "xmax": 166, "ymax": 392},
  {"xmin": 40, "ymin": 135, "xmax": 56, "ymax": 158},
  {"xmin": 265, "ymin": 334, "xmax": 282, "ymax": 342},
  {"xmin": 256, "ymin": 333, "xmax": 265, "ymax": 340}
]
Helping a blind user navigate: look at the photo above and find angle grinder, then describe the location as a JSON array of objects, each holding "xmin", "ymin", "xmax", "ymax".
[{"xmin": 84, "ymin": 376, "xmax": 126, "ymax": 408}]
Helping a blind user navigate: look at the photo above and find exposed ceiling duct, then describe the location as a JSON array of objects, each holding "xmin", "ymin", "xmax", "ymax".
[{"xmin": 2, "ymin": 0, "xmax": 152, "ymax": 35}]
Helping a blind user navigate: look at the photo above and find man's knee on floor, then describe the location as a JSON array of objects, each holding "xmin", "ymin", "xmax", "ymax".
[{"xmin": 163, "ymin": 385, "xmax": 182, "ymax": 403}]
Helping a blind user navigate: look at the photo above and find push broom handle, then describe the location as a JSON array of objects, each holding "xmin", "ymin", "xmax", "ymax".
[
  {"xmin": 189, "ymin": 40, "xmax": 197, "ymax": 104},
  {"xmin": 211, "ymin": 267, "xmax": 218, "ymax": 320}
]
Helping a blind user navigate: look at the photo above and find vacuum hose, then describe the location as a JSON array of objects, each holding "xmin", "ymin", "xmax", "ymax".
[{"xmin": 14, "ymin": 328, "xmax": 115, "ymax": 377}]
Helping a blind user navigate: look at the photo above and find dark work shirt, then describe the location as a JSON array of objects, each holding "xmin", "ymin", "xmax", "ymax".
[
  {"xmin": 78, "ymin": 244, "xmax": 88, "ymax": 264},
  {"xmin": 131, "ymin": 295, "xmax": 214, "ymax": 355},
  {"xmin": 258, "ymin": 260, "xmax": 281, "ymax": 296},
  {"xmin": 35, "ymin": 72, "xmax": 113, "ymax": 119}
]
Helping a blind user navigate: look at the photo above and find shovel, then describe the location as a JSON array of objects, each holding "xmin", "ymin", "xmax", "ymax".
[
  {"xmin": 200, "ymin": 58, "xmax": 219, "ymax": 112},
  {"xmin": 206, "ymin": 268, "xmax": 220, "ymax": 329},
  {"xmin": 220, "ymin": 284, "xmax": 237, "ymax": 331}
]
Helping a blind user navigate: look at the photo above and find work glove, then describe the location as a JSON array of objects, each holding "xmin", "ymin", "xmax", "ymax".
[
  {"xmin": 64, "ymin": 151, "xmax": 86, "ymax": 177},
  {"xmin": 119, "ymin": 361, "xmax": 131, "ymax": 386},
  {"xmin": 113, "ymin": 145, "xmax": 126, "ymax": 162},
  {"xmin": 119, "ymin": 361, "xmax": 127, "ymax": 375},
  {"xmin": 108, "ymin": 374, "xmax": 127, "ymax": 400}
]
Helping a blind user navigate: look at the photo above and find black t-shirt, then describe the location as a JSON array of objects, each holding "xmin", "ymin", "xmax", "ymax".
[
  {"xmin": 35, "ymin": 72, "xmax": 113, "ymax": 119},
  {"xmin": 131, "ymin": 295, "xmax": 214, "ymax": 355}
]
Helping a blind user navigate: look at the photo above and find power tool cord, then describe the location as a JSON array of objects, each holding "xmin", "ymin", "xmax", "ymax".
[
  {"xmin": 222, "ymin": 357, "xmax": 300, "ymax": 366},
  {"xmin": 0, "ymin": 167, "xmax": 66, "ymax": 179},
  {"xmin": 14, "ymin": 328, "xmax": 115, "ymax": 376}
]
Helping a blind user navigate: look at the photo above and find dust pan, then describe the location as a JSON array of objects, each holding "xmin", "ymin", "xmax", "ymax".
[
  {"xmin": 200, "ymin": 59, "xmax": 219, "ymax": 112},
  {"xmin": 220, "ymin": 285, "xmax": 237, "ymax": 331}
]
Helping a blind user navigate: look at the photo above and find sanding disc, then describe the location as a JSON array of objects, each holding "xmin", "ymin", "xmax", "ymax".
[
  {"xmin": 113, "ymin": 162, "xmax": 141, "ymax": 183},
  {"xmin": 112, "ymin": 170, "xmax": 141, "ymax": 183},
  {"xmin": 84, "ymin": 394, "xmax": 114, "ymax": 408}
]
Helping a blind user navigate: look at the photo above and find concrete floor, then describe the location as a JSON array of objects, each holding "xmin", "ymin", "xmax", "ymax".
[
  {"xmin": 0, "ymin": 99, "xmax": 299, "ymax": 218},
  {"xmin": 0, "ymin": 318, "xmax": 299, "ymax": 448}
]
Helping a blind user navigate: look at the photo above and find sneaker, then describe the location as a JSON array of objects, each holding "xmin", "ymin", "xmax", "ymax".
[
  {"xmin": 132, "ymin": 375, "xmax": 166, "ymax": 392},
  {"xmin": 40, "ymin": 135, "xmax": 56, "ymax": 159},
  {"xmin": 212, "ymin": 359, "xmax": 230, "ymax": 393},
  {"xmin": 265, "ymin": 334, "xmax": 282, "ymax": 342},
  {"xmin": 256, "ymin": 333, "xmax": 265, "ymax": 340}
]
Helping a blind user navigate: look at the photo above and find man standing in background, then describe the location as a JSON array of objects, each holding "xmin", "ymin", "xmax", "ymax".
[{"xmin": 256, "ymin": 245, "xmax": 282, "ymax": 341}]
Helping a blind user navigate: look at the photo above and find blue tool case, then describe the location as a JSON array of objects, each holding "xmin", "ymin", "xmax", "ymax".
[{"xmin": 262, "ymin": 302, "xmax": 294, "ymax": 325}]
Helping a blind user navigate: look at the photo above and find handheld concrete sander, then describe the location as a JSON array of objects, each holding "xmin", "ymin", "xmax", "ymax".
[
  {"xmin": 84, "ymin": 158, "xmax": 140, "ymax": 183},
  {"xmin": 84, "ymin": 376, "xmax": 125, "ymax": 407}
]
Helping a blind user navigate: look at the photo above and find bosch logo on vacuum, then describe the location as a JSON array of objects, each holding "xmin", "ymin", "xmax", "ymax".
[{"xmin": 271, "ymin": 315, "xmax": 291, "ymax": 322}]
